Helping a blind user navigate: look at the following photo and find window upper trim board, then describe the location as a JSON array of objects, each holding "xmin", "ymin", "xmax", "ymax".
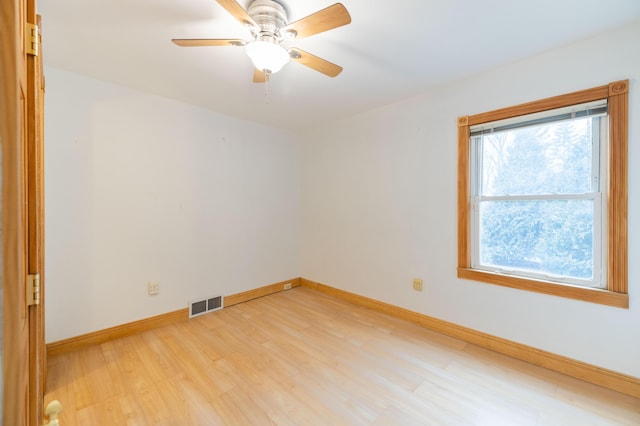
[
  {"xmin": 461, "ymin": 84, "xmax": 614, "ymax": 127},
  {"xmin": 457, "ymin": 80, "xmax": 629, "ymax": 308}
]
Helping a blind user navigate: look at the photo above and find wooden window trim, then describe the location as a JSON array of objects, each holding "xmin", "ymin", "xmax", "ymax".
[{"xmin": 457, "ymin": 81, "xmax": 629, "ymax": 308}]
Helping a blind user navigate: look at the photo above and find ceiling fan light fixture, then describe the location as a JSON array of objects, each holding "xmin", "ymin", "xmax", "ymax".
[
  {"xmin": 245, "ymin": 40, "xmax": 290, "ymax": 74},
  {"xmin": 172, "ymin": 0, "xmax": 352, "ymax": 82}
]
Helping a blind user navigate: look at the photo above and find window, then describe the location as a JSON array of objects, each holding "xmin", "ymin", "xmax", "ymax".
[{"xmin": 457, "ymin": 81, "xmax": 628, "ymax": 308}]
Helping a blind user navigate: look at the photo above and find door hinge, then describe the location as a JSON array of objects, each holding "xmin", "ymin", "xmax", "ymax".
[
  {"xmin": 27, "ymin": 273, "xmax": 41, "ymax": 306},
  {"xmin": 26, "ymin": 23, "xmax": 39, "ymax": 56}
]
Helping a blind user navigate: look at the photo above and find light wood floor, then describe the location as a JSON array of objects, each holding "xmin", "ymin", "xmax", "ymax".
[{"xmin": 45, "ymin": 287, "xmax": 640, "ymax": 425}]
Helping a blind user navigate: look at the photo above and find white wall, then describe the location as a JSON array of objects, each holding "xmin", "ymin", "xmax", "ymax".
[
  {"xmin": 45, "ymin": 21, "xmax": 640, "ymax": 378},
  {"xmin": 300, "ymin": 21, "xmax": 640, "ymax": 377},
  {"xmin": 45, "ymin": 68, "xmax": 301, "ymax": 342}
]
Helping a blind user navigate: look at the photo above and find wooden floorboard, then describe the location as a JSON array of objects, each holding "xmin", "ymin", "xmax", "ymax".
[{"xmin": 45, "ymin": 287, "xmax": 640, "ymax": 425}]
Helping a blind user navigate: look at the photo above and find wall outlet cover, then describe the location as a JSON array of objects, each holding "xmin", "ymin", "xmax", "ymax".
[{"xmin": 148, "ymin": 282, "xmax": 160, "ymax": 295}]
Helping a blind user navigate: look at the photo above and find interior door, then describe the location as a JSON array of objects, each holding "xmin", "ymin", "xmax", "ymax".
[
  {"xmin": 27, "ymin": 10, "xmax": 47, "ymax": 426},
  {"xmin": 1, "ymin": 0, "xmax": 45, "ymax": 424},
  {"xmin": 1, "ymin": 0, "xmax": 31, "ymax": 422}
]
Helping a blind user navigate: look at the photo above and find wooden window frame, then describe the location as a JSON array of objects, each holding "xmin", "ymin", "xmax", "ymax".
[{"xmin": 457, "ymin": 81, "xmax": 629, "ymax": 308}]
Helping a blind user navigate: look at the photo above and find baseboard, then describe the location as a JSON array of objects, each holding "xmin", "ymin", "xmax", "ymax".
[
  {"xmin": 300, "ymin": 278, "xmax": 640, "ymax": 399},
  {"xmin": 46, "ymin": 277, "xmax": 302, "ymax": 357},
  {"xmin": 46, "ymin": 308, "xmax": 189, "ymax": 357},
  {"xmin": 224, "ymin": 277, "xmax": 301, "ymax": 307}
]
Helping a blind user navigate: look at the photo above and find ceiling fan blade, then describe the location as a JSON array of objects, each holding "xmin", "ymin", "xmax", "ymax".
[
  {"xmin": 289, "ymin": 48, "xmax": 343, "ymax": 77},
  {"xmin": 282, "ymin": 3, "xmax": 351, "ymax": 39},
  {"xmin": 216, "ymin": 0, "xmax": 257, "ymax": 28},
  {"xmin": 253, "ymin": 68, "xmax": 267, "ymax": 83},
  {"xmin": 172, "ymin": 38, "xmax": 246, "ymax": 47}
]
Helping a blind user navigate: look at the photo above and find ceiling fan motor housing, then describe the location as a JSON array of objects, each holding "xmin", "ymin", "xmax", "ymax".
[{"xmin": 247, "ymin": 0, "xmax": 288, "ymax": 41}]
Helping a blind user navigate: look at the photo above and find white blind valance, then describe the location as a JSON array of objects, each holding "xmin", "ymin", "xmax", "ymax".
[{"xmin": 470, "ymin": 100, "xmax": 607, "ymax": 136}]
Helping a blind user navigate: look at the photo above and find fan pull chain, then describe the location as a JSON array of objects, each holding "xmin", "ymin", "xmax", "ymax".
[{"xmin": 264, "ymin": 71, "xmax": 271, "ymax": 104}]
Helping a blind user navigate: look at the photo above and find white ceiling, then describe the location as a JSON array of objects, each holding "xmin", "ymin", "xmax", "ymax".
[{"xmin": 38, "ymin": 0, "xmax": 640, "ymax": 131}]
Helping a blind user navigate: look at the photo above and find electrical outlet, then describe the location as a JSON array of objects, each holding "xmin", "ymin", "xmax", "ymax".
[
  {"xmin": 413, "ymin": 278, "xmax": 423, "ymax": 292},
  {"xmin": 148, "ymin": 282, "xmax": 160, "ymax": 295},
  {"xmin": 283, "ymin": 282, "xmax": 292, "ymax": 290}
]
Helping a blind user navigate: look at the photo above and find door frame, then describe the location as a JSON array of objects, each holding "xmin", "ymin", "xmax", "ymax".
[{"xmin": 1, "ymin": 0, "xmax": 46, "ymax": 424}]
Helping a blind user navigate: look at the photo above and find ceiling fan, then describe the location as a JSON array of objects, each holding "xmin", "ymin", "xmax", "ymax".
[{"xmin": 172, "ymin": 0, "xmax": 352, "ymax": 82}]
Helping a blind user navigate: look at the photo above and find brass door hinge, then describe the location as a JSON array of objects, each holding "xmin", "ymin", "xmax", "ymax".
[
  {"xmin": 27, "ymin": 274, "xmax": 41, "ymax": 306},
  {"xmin": 26, "ymin": 23, "xmax": 39, "ymax": 56}
]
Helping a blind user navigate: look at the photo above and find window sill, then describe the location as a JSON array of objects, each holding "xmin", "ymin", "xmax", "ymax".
[{"xmin": 457, "ymin": 268, "xmax": 629, "ymax": 308}]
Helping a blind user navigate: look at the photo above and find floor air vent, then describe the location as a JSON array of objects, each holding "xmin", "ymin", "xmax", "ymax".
[{"xmin": 189, "ymin": 295, "xmax": 224, "ymax": 318}]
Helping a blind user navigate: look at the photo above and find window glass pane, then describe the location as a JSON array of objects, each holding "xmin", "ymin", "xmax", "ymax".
[
  {"xmin": 479, "ymin": 199, "xmax": 594, "ymax": 281},
  {"xmin": 477, "ymin": 117, "xmax": 595, "ymax": 196}
]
